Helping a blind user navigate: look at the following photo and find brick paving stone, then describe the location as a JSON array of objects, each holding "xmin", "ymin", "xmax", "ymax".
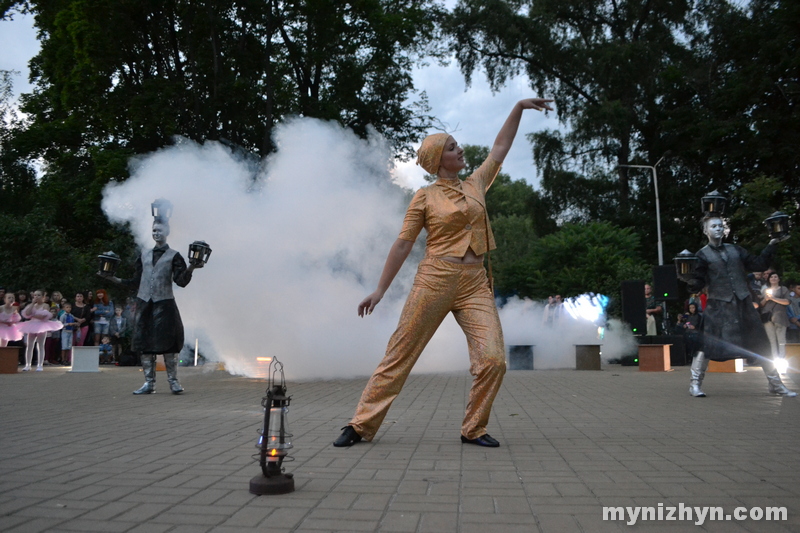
[
  {"xmin": 1, "ymin": 366, "xmax": 799, "ymax": 532},
  {"xmin": 377, "ymin": 510, "xmax": 420, "ymax": 532}
]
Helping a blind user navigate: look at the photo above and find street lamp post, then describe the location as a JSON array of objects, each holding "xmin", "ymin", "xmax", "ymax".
[{"xmin": 618, "ymin": 157, "xmax": 666, "ymax": 265}]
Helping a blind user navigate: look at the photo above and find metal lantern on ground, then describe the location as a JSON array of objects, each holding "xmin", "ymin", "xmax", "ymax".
[
  {"xmin": 764, "ymin": 211, "xmax": 790, "ymax": 241},
  {"xmin": 188, "ymin": 241, "xmax": 212, "ymax": 268},
  {"xmin": 98, "ymin": 251, "xmax": 121, "ymax": 276},
  {"xmin": 674, "ymin": 249, "xmax": 699, "ymax": 279},
  {"xmin": 250, "ymin": 357, "xmax": 295, "ymax": 495},
  {"xmin": 151, "ymin": 198, "xmax": 173, "ymax": 220},
  {"xmin": 701, "ymin": 190, "xmax": 727, "ymax": 216}
]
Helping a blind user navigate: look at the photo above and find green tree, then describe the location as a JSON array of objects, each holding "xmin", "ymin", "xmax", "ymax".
[
  {"xmin": 444, "ymin": 0, "xmax": 694, "ymax": 219},
  {"xmin": 0, "ymin": 0, "xmax": 440, "ymax": 291},
  {"xmin": 523, "ymin": 222, "xmax": 650, "ymax": 308},
  {"xmin": 728, "ymin": 176, "xmax": 800, "ymax": 276},
  {"xmin": 0, "ymin": 70, "xmax": 38, "ymax": 216}
]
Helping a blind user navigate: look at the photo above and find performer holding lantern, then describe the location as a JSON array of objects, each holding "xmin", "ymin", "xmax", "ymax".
[
  {"xmin": 100, "ymin": 199, "xmax": 210, "ymax": 394},
  {"xmin": 334, "ymin": 97, "xmax": 554, "ymax": 448},
  {"xmin": 678, "ymin": 196, "xmax": 796, "ymax": 398}
]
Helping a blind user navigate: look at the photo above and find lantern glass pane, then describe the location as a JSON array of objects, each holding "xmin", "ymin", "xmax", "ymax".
[{"xmin": 267, "ymin": 406, "xmax": 293, "ymax": 451}]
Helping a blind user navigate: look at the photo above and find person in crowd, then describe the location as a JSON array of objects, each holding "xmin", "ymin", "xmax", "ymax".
[
  {"xmin": 18, "ymin": 290, "xmax": 63, "ymax": 371},
  {"xmin": 71, "ymin": 292, "xmax": 90, "ymax": 346},
  {"xmin": 16, "ymin": 290, "xmax": 28, "ymax": 314},
  {"xmin": 542, "ymin": 296, "xmax": 557, "ymax": 327},
  {"xmin": 59, "ymin": 302, "xmax": 78, "ymax": 365},
  {"xmin": 99, "ymin": 335, "xmax": 113, "ymax": 364},
  {"xmin": 645, "ymin": 284, "xmax": 662, "ymax": 335},
  {"xmin": 678, "ymin": 302, "xmax": 703, "ymax": 362},
  {"xmin": 760, "ymin": 272, "xmax": 791, "ymax": 361},
  {"xmin": 92, "ymin": 289, "xmax": 114, "ymax": 346},
  {"xmin": 682, "ymin": 215, "xmax": 796, "ymax": 397},
  {"xmin": 108, "ymin": 306, "xmax": 128, "ymax": 364},
  {"xmin": 43, "ymin": 291, "xmax": 62, "ymax": 365},
  {"xmin": 0, "ymin": 292, "xmax": 22, "ymax": 347},
  {"xmin": 333, "ymin": 97, "xmax": 554, "ymax": 448},
  {"xmin": 102, "ymin": 214, "xmax": 201, "ymax": 394},
  {"xmin": 785, "ymin": 281, "xmax": 800, "ymax": 343}
]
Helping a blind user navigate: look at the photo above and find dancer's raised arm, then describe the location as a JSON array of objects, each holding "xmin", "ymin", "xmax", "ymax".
[{"xmin": 490, "ymin": 98, "xmax": 554, "ymax": 163}]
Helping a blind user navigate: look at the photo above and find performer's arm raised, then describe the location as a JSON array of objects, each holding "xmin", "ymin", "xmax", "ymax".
[{"xmin": 490, "ymin": 98, "xmax": 554, "ymax": 164}]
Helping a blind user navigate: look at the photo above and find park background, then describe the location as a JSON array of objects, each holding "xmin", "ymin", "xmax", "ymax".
[{"xmin": 1, "ymin": 0, "xmax": 799, "ymax": 327}]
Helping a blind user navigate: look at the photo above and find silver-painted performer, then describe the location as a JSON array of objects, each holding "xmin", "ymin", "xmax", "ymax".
[
  {"xmin": 682, "ymin": 215, "xmax": 796, "ymax": 397},
  {"xmin": 102, "ymin": 213, "xmax": 199, "ymax": 395}
]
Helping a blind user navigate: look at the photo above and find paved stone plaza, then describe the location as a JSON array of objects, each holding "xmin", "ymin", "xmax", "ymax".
[{"xmin": 1, "ymin": 363, "xmax": 799, "ymax": 532}]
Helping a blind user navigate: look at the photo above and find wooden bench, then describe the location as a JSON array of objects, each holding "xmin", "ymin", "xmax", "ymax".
[
  {"xmin": 575, "ymin": 344, "xmax": 601, "ymax": 370},
  {"xmin": 708, "ymin": 359, "xmax": 745, "ymax": 373},
  {"xmin": 638, "ymin": 344, "xmax": 671, "ymax": 371},
  {"xmin": 0, "ymin": 346, "xmax": 20, "ymax": 373}
]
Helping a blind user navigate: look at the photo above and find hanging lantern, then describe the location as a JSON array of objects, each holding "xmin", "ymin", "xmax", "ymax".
[
  {"xmin": 701, "ymin": 190, "xmax": 727, "ymax": 216},
  {"xmin": 97, "ymin": 251, "xmax": 121, "ymax": 276},
  {"xmin": 150, "ymin": 198, "xmax": 174, "ymax": 220},
  {"xmin": 674, "ymin": 249, "xmax": 698, "ymax": 279},
  {"xmin": 188, "ymin": 241, "xmax": 212, "ymax": 267},
  {"xmin": 250, "ymin": 358, "xmax": 295, "ymax": 495},
  {"xmin": 764, "ymin": 211, "xmax": 790, "ymax": 240}
]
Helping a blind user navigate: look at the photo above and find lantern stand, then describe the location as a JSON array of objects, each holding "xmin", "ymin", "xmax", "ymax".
[
  {"xmin": 188, "ymin": 241, "xmax": 212, "ymax": 268},
  {"xmin": 673, "ymin": 250, "xmax": 699, "ymax": 282},
  {"xmin": 97, "ymin": 251, "xmax": 121, "ymax": 276},
  {"xmin": 151, "ymin": 198, "xmax": 174, "ymax": 220},
  {"xmin": 701, "ymin": 190, "xmax": 727, "ymax": 216},
  {"xmin": 249, "ymin": 358, "xmax": 295, "ymax": 495},
  {"xmin": 764, "ymin": 211, "xmax": 790, "ymax": 241}
]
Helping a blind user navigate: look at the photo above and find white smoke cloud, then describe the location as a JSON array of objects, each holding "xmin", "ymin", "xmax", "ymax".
[
  {"xmin": 499, "ymin": 295, "xmax": 637, "ymax": 369},
  {"xmin": 102, "ymin": 118, "xmax": 635, "ymax": 380}
]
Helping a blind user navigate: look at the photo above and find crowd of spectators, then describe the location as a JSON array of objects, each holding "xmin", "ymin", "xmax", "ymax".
[{"xmin": 0, "ymin": 286, "xmax": 135, "ymax": 366}]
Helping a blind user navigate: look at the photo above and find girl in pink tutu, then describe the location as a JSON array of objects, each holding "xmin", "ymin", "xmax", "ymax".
[
  {"xmin": 18, "ymin": 290, "xmax": 63, "ymax": 371},
  {"xmin": 0, "ymin": 292, "xmax": 22, "ymax": 347}
]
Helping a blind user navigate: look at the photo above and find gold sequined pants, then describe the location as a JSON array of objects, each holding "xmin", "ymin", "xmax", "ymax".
[{"xmin": 350, "ymin": 257, "xmax": 506, "ymax": 441}]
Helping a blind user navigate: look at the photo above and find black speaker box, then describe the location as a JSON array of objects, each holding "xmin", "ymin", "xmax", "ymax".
[
  {"xmin": 621, "ymin": 280, "xmax": 647, "ymax": 334},
  {"xmin": 653, "ymin": 264, "xmax": 679, "ymax": 301}
]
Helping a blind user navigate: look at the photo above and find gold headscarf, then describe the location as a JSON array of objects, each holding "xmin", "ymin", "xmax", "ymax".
[{"xmin": 416, "ymin": 133, "xmax": 450, "ymax": 175}]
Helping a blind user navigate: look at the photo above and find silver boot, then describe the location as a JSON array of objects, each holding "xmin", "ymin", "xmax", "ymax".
[
  {"xmin": 133, "ymin": 355, "xmax": 156, "ymax": 395},
  {"xmin": 763, "ymin": 362, "xmax": 798, "ymax": 397},
  {"xmin": 164, "ymin": 353, "xmax": 184, "ymax": 394},
  {"xmin": 689, "ymin": 351, "xmax": 708, "ymax": 397}
]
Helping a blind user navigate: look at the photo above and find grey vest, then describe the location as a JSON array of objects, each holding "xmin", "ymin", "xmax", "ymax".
[
  {"xmin": 137, "ymin": 248, "xmax": 177, "ymax": 302},
  {"xmin": 697, "ymin": 244, "xmax": 751, "ymax": 302}
]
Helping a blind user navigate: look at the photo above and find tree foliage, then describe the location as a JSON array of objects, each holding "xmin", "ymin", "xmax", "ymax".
[
  {"xmin": 0, "ymin": 0, "xmax": 440, "ymax": 292},
  {"xmin": 445, "ymin": 0, "xmax": 800, "ymax": 271}
]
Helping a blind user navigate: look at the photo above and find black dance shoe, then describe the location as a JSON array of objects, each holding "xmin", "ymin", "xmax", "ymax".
[
  {"xmin": 461, "ymin": 434, "xmax": 500, "ymax": 447},
  {"xmin": 333, "ymin": 426, "xmax": 362, "ymax": 447}
]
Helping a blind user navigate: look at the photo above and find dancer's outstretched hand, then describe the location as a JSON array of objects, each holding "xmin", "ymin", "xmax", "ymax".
[
  {"xmin": 519, "ymin": 98, "xmax": 554, "ymax": 112},
  {"xmin": 358, "ymin": 291, "xmax": 383, "ymax": 317}
]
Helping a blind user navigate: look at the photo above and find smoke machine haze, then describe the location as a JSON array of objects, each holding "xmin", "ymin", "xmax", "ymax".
[{"xmin": 102, "ymin": 118, "xmax": 635, "ymax": 380}]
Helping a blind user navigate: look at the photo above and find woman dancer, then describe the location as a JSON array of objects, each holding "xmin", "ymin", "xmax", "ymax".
[
  {"xmin": 0, "ymin": 292, "xmax": 22, "ymax": 347},
  {"xmin": 18, "ymin": 290, "xmax": 63, "ymax": 371},
  {"xmin": 761, "ymin": 272, "xmax": 791, "ymax": 361},
  {"xmin": 334, "ymin": 97, "xmax": 554, "ymax": 448}
]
